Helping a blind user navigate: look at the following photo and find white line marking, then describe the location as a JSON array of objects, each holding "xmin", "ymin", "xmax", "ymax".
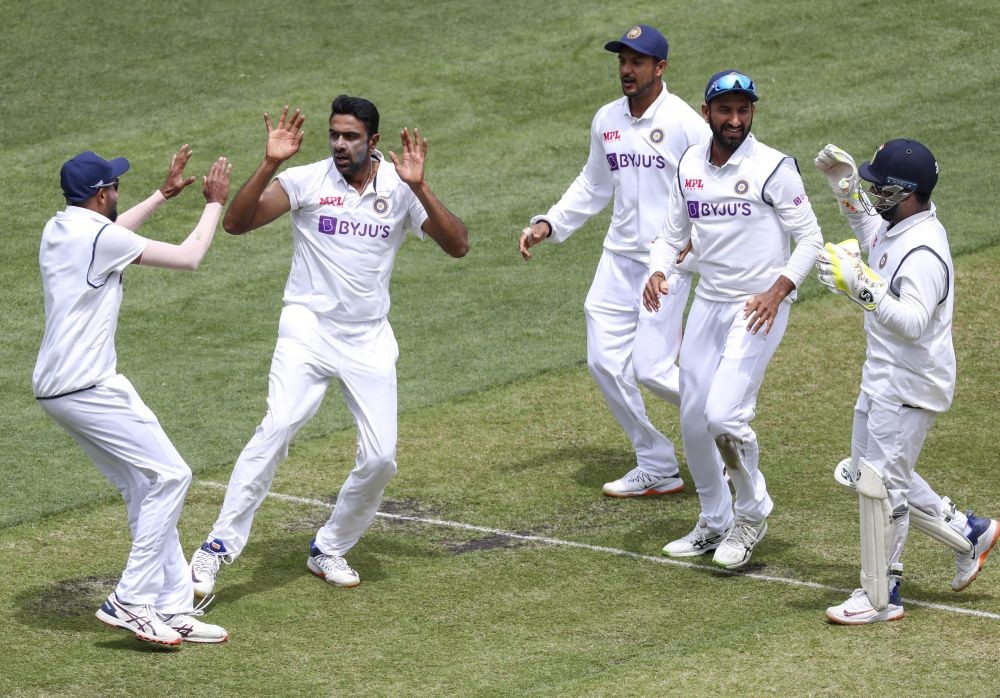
[{"xmin": 197, "ymin": 480, "xmax": 1000, "ymax": 620}]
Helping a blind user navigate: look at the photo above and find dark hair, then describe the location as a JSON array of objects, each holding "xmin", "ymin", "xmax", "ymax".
[{"xmin": 330, "ymin": 95, "xmax": 380, "ymax": 139}]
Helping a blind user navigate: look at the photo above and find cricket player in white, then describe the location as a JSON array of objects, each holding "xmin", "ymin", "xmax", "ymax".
[
  {"xmin": 645, "ymin": 71, "xmax": 823, "ymax": 569},
  {"xmin": 190, "ymin": 96, "xmax": 468, "ymax": 594},
  {"xmin": 34, "ymin": 147, "xmax": 232, "ymax": 646},
  {"xmin": 519, "ymin": 24, "xmax": 710, "ymax": 498},
  {"xmin": 814, "ymin": 139, "xmax": 999, "ymax": 624}
]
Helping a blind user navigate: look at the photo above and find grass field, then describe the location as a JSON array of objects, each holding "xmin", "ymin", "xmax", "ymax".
[{"xmin": 2, "ymin": 1, "xmax": 1000, "ymax": 695}]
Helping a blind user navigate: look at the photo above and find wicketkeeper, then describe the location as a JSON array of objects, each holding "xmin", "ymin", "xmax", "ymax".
[{"xmin": 814, "ymin": 139, "xmax": 999, "ymax": 624}]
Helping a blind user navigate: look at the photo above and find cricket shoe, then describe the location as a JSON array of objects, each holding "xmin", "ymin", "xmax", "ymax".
[
  {"xmin": 602, "ymin": 467, "xmax": 684, "ymax": 498},
  {"xmin": 712, "ymin": 517, "xmax": 767, "ymax": 570},
  {"xmin": 826, "ymin": 578, "xmax": 904, "ymax": 625},
  {"xmin": 307, "ymin": 539, "xmax": 360, "ymax": 588},
  {"xmin": 951, "ymin": 512, "xmax": 1000, "ymax": 591},
  {"xmin": 190, "ymin": 538, "xmax": 232, "ymax": 599},
  {"xmin": 662, "ymin": 518, "xmax": 731, "ymax": 557},
  {"xmin": 160, "ymin": 607, "xmax": 228, "ymax": 644},
  {"xmin": 95, "ymin": 592, "xmax": 182, "ymax": 646}
]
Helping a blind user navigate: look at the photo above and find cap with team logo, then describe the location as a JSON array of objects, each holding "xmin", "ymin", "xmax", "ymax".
[
  {"xmin": 859, "ymin": 139, "xmax": 938, "ymax": 194},
  {"xmin": 604, "ymin": 24, "xmax": 668, "ymax": 61},
  {"xmin": 60, "ymin": 150, "xmax": 130, "ymax": 204}
]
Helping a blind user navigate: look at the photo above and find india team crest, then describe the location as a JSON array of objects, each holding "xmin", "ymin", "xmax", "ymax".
[
  {"xmin": 650, "ymin": 128, "xmax": 664, "ymax": 144},
  {"xmin": 879, "ymin": 253, "xmax": 888, "ymax": 270},
  {"xmin": 373, "ymin": 197, "xmax": 390, "ymax": 215},
  {"xmin": 734, "ymin": 179, "xmax": 749, "ymax": 195},
  {"xmin": 626, "ymin": 26, "xmax": 642, "ymax": 39}
]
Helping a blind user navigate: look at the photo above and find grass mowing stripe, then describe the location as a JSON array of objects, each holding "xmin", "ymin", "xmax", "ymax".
[{"xmin": 196, "ymin": 479, "xmax": 1000, "ymax": 622}]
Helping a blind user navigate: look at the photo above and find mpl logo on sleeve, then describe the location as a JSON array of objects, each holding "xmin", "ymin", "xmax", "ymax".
[
  {"xmin": 319, "ymin": 196, "xmax": 344, "ymax": 207},
  {"xmin": 603, "ymin": 130, "xmax": 621, "ymax": 143}
]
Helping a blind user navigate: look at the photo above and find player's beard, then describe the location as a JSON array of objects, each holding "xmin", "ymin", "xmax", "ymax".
[
  {"xmin": 108, "ymin": 205, "xmax": 118, "ymax": 222},
  {"xmin": 710, "ymin": 116, "xmax": 752, "ymax": 153}
]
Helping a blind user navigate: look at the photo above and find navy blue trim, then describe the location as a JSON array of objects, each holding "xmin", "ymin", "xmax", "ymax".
[
  {"xmin": 36, "ymin": 384, "xmax": 97, "ymax": 400},
  {"xmin": 760, "ymin": 156, "xmax": 795, "ymax": 208},
  {"xmin": 676, "ymin": 143, "xmax": 698, "ymax": 192},
  {"xmin": 889, "ymin": 245, "xmax": 950, "ymax": 305},
  {"xmin": 86, "ymin": 224, "xmax": 113, "ymax": 289}
]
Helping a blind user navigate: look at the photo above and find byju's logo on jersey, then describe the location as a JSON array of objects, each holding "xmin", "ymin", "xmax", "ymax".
[
  {"xmin": 603, "ymin": 130, "xmax": 621, "ymax": 143},
  {"xmin": 606, "ymin": 152, "xmax": 666, "ymax": 172},
  {"xmin": 686, "ymin": 201, "xmax": 752, "ymax": 219},
  {"xmin": 318, "ymin": 215, "xmax": 391, "ymax": 238}
]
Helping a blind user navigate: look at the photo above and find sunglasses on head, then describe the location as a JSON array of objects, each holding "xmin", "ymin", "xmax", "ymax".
[{"xmin": 706, "ymin": 73, "xmax": 757, "ymax": 100}]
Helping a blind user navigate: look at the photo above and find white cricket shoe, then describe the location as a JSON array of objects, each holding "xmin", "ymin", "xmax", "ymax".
[
  {"xmin": 602, "ymin": 467, "xmax": 684, "ymax": 498},
  {"xmin": 160, "ymin": 611, "xmax": 229, "ymax": 643},
  {"xmin": 952, "ymin": 512, "xmax": 1000, "ymax": 591},
  {"xmin": 190, "ymin": 538, "xmax": 232, "ymax": 599},
  {"xmin": 307, "ymin": 539, "xmax": 360, "ymax": 588},
  {"xmin": 662, "ymin": 518, "xmax": 731, "ymax": 557},
  {"xmin": 826, "ymin": 588, "xmax": 904, "ymax": 625},
  {"xmin": 95, "ymin": 592, "xmax": 182, "ymax": 646},
  {"xmin": 712, "ymin": 517, "xmax": 767, "ymax": 569}
]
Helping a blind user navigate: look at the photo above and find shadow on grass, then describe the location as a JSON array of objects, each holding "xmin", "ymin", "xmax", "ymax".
[{"xmin": 12, "ymin": 574, "xmax": 182, "ymax": 653}]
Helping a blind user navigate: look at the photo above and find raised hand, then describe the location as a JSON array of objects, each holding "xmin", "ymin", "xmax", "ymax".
[
  {"xmin": 389, "ymin": 127, "xmax": 427, "ymax": 187},
  {"xmin": 159, "ymin": 144, "xmax": 197, "ymax": 199},
  {"xmin": 202, "ymin": 157, "xmax": 233, "ymax": 205},
  {"xmin": 263, "ymin": 106, "xmax": 305, "ymax": 163}
]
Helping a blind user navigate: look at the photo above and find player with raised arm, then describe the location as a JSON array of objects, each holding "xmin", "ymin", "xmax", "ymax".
[
  {"xmin": 644, "ymin": 70, "xmax": 823, "ymax": 569},
  {"xmin": 814, "ymin": 139, "xmax": 999, "ymax": 624},
  {"xmin": 34, "ymin": 147, "xmax": 232, "ymax": 646},
  {"xmin": 189, "ymin": 96, "xmax": 468, "ymax": 596}
]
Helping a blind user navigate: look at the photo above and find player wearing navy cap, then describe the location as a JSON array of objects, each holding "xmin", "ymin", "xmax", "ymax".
[
  {"xmin": 815, "ymin": 139, "xmax": 999, "ymax": 624},
  {"xmin": 34, "ymin": 146, "xmax": 232, "ymax": 645},
  {"xmin": 189, "ymin": 97, "xmax": 468, "ymax": 595},
  {"xmin": 644, "ymin": 70, "xmax": 823, "ymax": 569},
  {"xmin": 519, "ymin": 24, "xmax": 710, "ymax": 498}
]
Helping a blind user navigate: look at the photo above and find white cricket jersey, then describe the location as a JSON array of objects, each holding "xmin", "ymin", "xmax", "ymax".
[
  {"xmin": 845, "ymin": 205, "xmax": 955, "ymax": 411},
  {"xmin": 652, "ymin": 133, "xmax": 823, "ymax": 301},
  {"xmin": 532, "ymin": 82, "xmax": 709, "ymax": 264},
  {"xmin": 33, "ymin": 207, "xmax": 148, "ymax": 398},
  {"xmin": 276, "ymin": 151, "xmax": 428, "ymax": 323}
]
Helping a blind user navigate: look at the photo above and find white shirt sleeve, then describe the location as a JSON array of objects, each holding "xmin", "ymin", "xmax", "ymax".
[
  {"xmin": 873, "ymin": 247, "xmax": 948, "ymax": 341},
  {"xmin": 764, "ymin": 159, "xmax": 824, "ymax": 288},
  {"xmin": 532, "ymin": 113, "xmax": 614, "ymax": 242},
  {"xmin": 89, "ymin": 224, "xmax": 147, "ymax": 284}
]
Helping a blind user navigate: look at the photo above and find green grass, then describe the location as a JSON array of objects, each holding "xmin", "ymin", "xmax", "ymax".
[{"xmin": 2, "ymin": 0, "xmax": 1000, "ymax": 695}]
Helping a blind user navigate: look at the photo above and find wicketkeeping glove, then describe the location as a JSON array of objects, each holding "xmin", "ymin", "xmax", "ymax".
[
  {"xmin": 815, "ymin": 144, "xmax": 863, "ymax": 215},
  {"xmin": 816, "ymin": 239, "xmax": 887, "ymax": 311}
]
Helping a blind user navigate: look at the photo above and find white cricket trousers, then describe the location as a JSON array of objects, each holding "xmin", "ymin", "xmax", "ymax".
[
  {"xmin": 39, "ymin": 374, "xmax": 194, "ymax": 612},
  {"xmin": 851, "ymin": 391, "xmax": 951, "ymax": 567},
  {"xmin": 679, "ymin": 297, "xmax": 788, "ymax": 531},
  {"xmin": 584, "ymin": 249, "xmax": 689, "ymax": 477},
  {"xmin": 210, "ymin": 304, "xmax": 399, "ymax": 558}
]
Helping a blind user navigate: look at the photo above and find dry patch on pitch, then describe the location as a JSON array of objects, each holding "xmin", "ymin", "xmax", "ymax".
[
  {"xmin": 439, "ymin": 534, "xmax": 531, "ymax": 555},
  {"xmin": 31, "ymin": 575, "xmax": 118, "ymax": 617}
]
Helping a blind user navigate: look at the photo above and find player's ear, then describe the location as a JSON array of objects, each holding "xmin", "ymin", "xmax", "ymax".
[{"xmin": 369, "ymin": 133, "xmax": 380, "ymax": 150}]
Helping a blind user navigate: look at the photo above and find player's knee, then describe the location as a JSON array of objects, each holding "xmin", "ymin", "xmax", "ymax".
[
  {"xmin": 362, "ymin": 453, "xmax": 398, "ymax": 486},
  {"xmin": 704, "ymin": 407, "xmax": 739, "ymax": 439}
]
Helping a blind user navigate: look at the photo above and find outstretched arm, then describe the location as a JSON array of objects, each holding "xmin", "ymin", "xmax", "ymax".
[
  {"xmin": 223, "ymin": 106, "xmax": 303, "ymax": 234},
  {"xmin": 135, "ymin": 157, "xmax": 233, "ymax": 270},
  {"xmin": 391, "ymin": 127, "xmax": 468, "ymax": 258}
]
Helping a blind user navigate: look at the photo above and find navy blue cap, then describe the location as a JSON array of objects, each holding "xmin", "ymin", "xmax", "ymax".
[
  {"xmin": 60, "ymin": 151, "xmax": 130, "ymax": 204},
  {"xmin": 704, "ymin": 70, "xmax": 758, "ymax": 103},
  {"xmin": 604, "ymin": 24, "xmax": 668, "ymax": 61},
  {"xmin": 859, "ymin": 139, "xmax": 938, "ymax": 194}
]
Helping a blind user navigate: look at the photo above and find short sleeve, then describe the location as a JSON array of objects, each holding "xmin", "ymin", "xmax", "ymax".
[
  {"xmin": 275, "ymin": 171, "xmax": 300, "ymax": 210},
  {"xmin": 89, "ymin": 224, "xmax": 147, "ymax": 285}
]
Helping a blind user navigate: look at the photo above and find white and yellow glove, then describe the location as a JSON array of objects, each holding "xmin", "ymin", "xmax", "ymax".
[
  {"xmin": 815, "ymin": 144, "xmax": 863, "ymax": 215},
  {"xmin": 816, "ymin": 239, "xmax": 887, "ymax": 311}
]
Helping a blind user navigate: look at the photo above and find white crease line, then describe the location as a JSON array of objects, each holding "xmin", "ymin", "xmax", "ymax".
[{"xmin": 197, "ymin": 480, "xmax": 1000, "ymax": 621}]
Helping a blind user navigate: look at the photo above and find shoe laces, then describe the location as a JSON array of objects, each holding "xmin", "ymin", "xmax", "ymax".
[
  {"xmin": 193, "ymin": 548, "xmax": 232, "ymax": 577},
  {"xmin": 160, "ymin": 595, "xmax": 215, "ymax": 624},
  {"xmin": 315, "ymin": 553, "xmax": 351, "ymax": 573},
  {"xmin": 683, "ymin": 519, "xmax": 714, "ymax": 544},
  {"xmin": 728, "ymin": 520, "xmax": 762, "ymax": 548}
]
